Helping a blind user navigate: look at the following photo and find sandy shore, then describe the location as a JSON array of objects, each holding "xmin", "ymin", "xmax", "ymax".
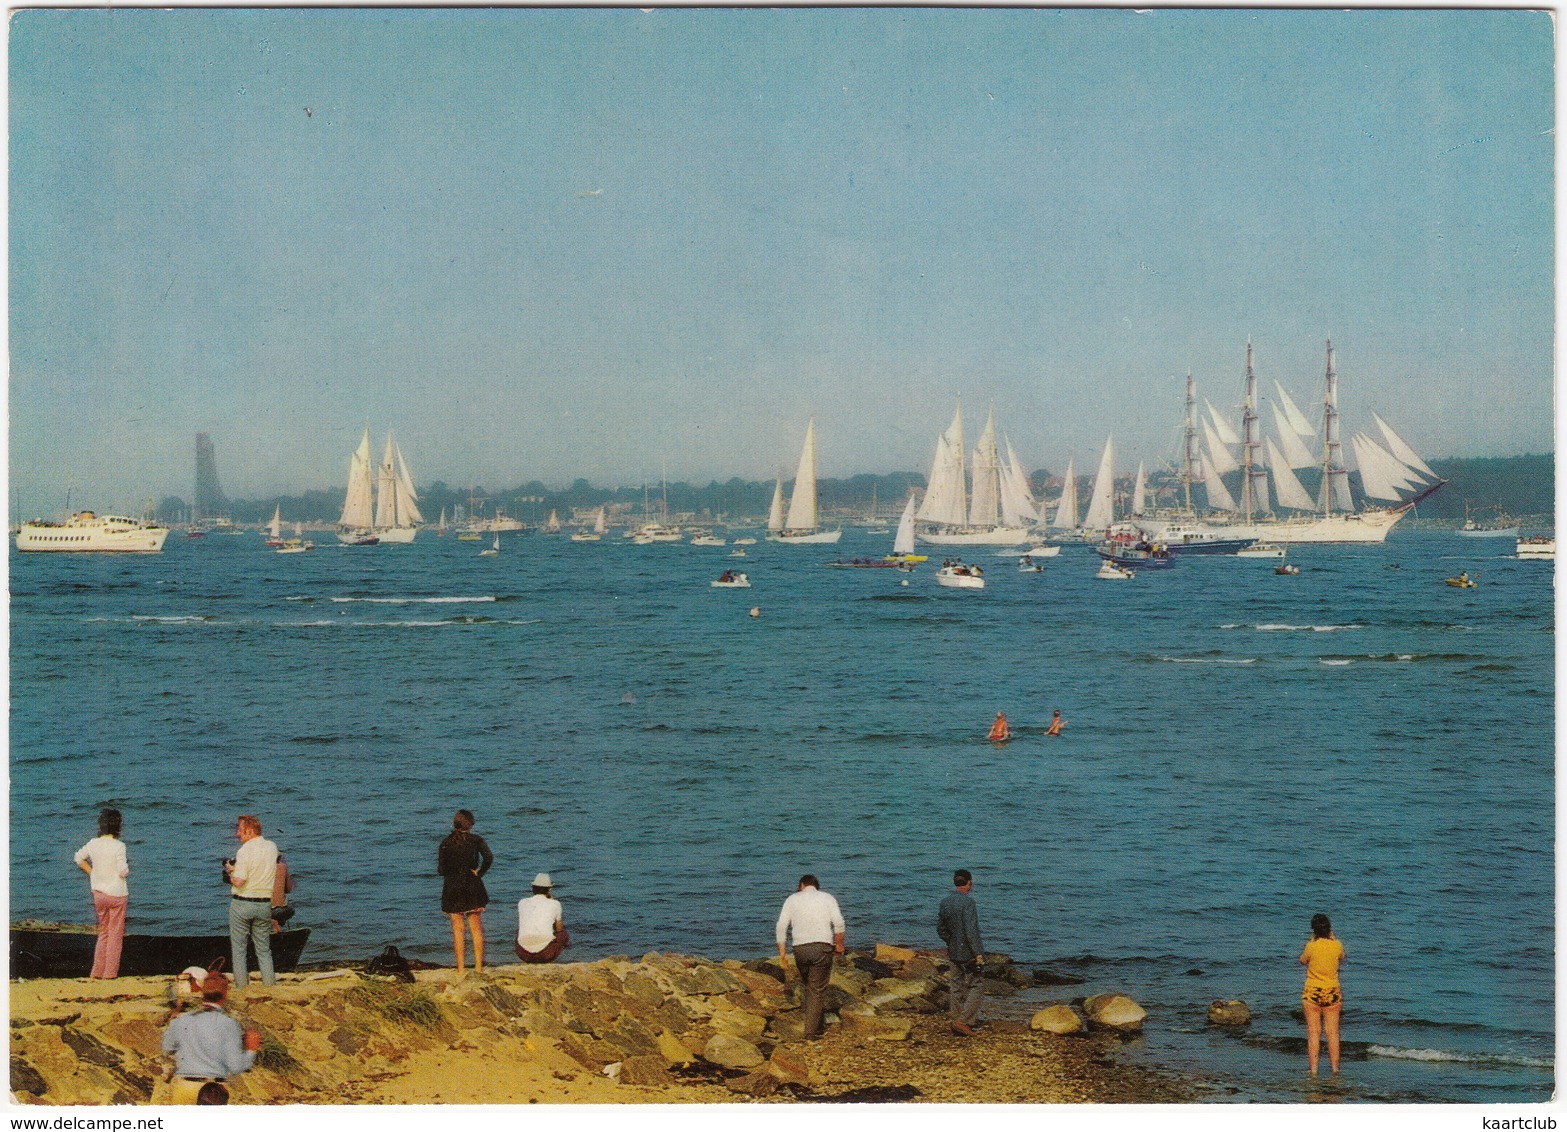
[{"xmin": 9, "ymin": 950, "xmax": 1194, "ymax": 1105}]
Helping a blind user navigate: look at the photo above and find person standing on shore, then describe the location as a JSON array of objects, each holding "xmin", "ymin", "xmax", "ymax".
[
  {"xmin": 224, "ymin": 815, "xmax": 279, "ymax": 989},
  {"xmin": 161, "ymin": 971, "xmax": 261, "ymax": 1104},
  {"xmin": 438, "ymin": 809, "xmax": 493, "ymax": 974},
  {"xmin": 775, "ymin": 874, "xmax": 846, "ymax": 1040},
  {"xmin": 74, "ymin": 808, "xmax": 129, "ymax": 979},
  {"xmin": 937, "ymin": 868, "xmax": 986, "ymax": 1036},
  {"xmin": 515, "ymin": 873, "xmax": 570, "ymax": 964},
  {"xmin": 1299, "ymin": 912, "xmax": 1345, "ymax": 1076}
]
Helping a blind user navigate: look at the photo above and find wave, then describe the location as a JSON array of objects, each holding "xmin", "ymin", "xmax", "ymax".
[
  {"xmin": 1366, "ymin": 1044, "xmax": 1553, "ymax": 1070},
  {"xmin": 121, "ymin": 615, "xmax": 217, "ymax": 624},
  {"xmin": 327, "ymin": 596, "xmax": 499, "ymax": 604},
  {"xmin": 1221, "ymin": 623, "xmax": 1364, "ymax": 633},
  {"xmin": 1320, "ymin": 653, "xmax": 1481, "ymax": 665},
  {"xmin": 1153, "ymin": 655, "xmax": 1258, "ymax": 665}
]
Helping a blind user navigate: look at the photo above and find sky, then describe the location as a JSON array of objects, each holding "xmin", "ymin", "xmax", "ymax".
[{"xmin": 8, "ymin": 7, "xmax": 1556, "ymax": 515}]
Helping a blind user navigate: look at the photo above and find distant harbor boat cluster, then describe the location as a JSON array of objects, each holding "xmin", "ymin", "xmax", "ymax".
[{"xmin": 15, "ymin": 342, "xmax": 1555, "ymax": 559}]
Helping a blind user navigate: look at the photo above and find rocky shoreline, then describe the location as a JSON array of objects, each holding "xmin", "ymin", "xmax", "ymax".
[{"xmin": 10, "ymin": 945, "xmax": 1198, "ymax": 1105}]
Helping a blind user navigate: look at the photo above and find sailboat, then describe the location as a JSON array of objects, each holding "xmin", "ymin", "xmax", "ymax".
[
  {"xmin": 1141, "ymin": 341, "xmax": 1445, "ymax": 544},
  {"xmin": 768, "ymin": 419, "xmax": 842, "ymax": 543},
  {"xmin": 916, "ymin": 403, "xmax": 1035, "ymax": 546},
  {"xmin": 371, "ymin": 431, "xmax": 423, "ymax": 543},
  {"xmin": 884, "ymin": 495, "xmax": 929, "ymax": 564},
  {"xmin": 264, "ymin": 505, "xmax": 286, "ymax": 548},
  {"xmin": 543, "ymin": 510, "xmax": 562, "ymax": 535},
  {"xmin": 336, "ymin": 429, "xmax": 380, "ymax": 545},
  {"xmin": 437, "ymin": 507, "xmax": 448, "ymax": 537},
  {"xmin": 479, "ymin": 533, "xmax": 500, "ymax": 556},
  {"xmin": 1080, "ymin": 436, "xmax": 1117, "ymax": 541},
  {"xmin": 571, "ymin": 507, "xmax": 606, "ymax": 542}
]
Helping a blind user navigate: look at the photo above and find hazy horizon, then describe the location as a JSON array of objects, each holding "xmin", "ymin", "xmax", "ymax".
[{"xmin": 10, "ymin": 9, "xmax": 1554, "ymax": 513}]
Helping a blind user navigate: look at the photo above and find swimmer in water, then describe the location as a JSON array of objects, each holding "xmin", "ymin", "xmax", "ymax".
[
  {"xmin": 988, "ymin": 712, "xmax": 1011, "ymax": 742},
  {"xmin": 1045, "ymin": 710, "xmax": 1064, "ymax": 737}
]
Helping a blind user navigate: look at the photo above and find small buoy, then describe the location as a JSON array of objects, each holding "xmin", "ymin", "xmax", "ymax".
[
  {"xmin": 749, "ymin": 607, "xmax": 760, "ymax": 618},
  {"xmin": 900, "ymin": 579, "xmax": 909, "ymax": 586}
]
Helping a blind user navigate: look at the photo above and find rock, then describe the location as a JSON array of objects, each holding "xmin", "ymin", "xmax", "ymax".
[
  {"xmin": 766, "ymin": 1050, "xmax": 811, "ymax": 1087},
  {"xmin": 707, "ymin": 1004, "xmax": 767, "ymax": 1042},
  {"xmin": 1029, "ymin": 1005, "xmax": 1085, "ymax": 1035},
  {"xmin": 657, "ymin": 1029, "xmax": 696, "ymax": 1067},
  {"xmin": 849, "ymin": 955, "xmax": 894, "ymax": 979},
  {"xmin": 10, "ymin": 1056, "xmax": 47, "ymax": 1098},
  {"xmin": 1083, "ymin": 994, "xmax": 1147, "ymax": 1033},
  {"xmin": 767, "ymin": 1010, "xmax": 809, "ymax": 1043},
  {"xmin": 829, "ymin": 965, "xmax": 877, "ymax": 997},
  {"xmin": 617, "ymin": 1054, "xmax": 675, "ymax": 1087},
  {"xmin": 702, "ymin": 1032, "xmax": 764, "ymax": 1070},
  {"xmin": 838, "ymin": 1010, "xmax": 911, "ymax": 1041},
  {"xmin": 726, "ymin": 1068, "xmax": 781, "ymax": 1097},
  {"xmin": 874, "ymin": 943, "xmax": 918, "ymax": 965},
  {"xmin": 980, "ymin": 976, "xmax": 1020, "ymax": 996},
  {"xmin": 1207, "ymin": 1000, "xmax": 1251, "ymax": 1027},
  {"xmin": 986, "ymin": 962, "xmax": 1033, "ymax": 989},
  {"xmin": 900, "ymin": 956, "xmax": 942, "ymax": 981},
  {"xmin": 1033, "ymin": 968, "xmax": 1086, "ymax": 987}
]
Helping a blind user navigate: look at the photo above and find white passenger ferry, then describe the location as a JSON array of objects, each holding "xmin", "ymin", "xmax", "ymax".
[{"xmin": 15, "ymin": 511, "xmax": 169, "ymax": 553}]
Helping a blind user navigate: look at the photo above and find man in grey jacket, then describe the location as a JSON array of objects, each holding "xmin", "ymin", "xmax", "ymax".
[{"xmin": 937, "ymin": 868, "xmax": 985, "ymax": 1036}]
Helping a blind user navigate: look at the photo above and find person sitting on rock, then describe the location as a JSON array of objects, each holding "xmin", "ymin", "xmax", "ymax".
[{"xmin": 515, "ymin": 873, "xmax": 570, "ymax": 964}]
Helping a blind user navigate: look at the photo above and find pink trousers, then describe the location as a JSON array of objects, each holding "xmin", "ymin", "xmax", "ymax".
[{"xmin": 92, "ymin": 892, "xmax": 127, "ymax": 978}]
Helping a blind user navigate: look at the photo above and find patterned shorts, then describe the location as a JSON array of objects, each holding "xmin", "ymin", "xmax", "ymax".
[{"xmin": 1302, "ymin": 985, "xmax": 1342, "ymax": 1008}]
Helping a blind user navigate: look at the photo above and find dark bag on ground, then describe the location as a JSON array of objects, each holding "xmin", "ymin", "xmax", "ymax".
[{"xmin": 365, "ymin": 945, "xmax": 415, "ymax": 982}]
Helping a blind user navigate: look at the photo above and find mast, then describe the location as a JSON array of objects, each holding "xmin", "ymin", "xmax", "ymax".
[
  {"xmin": 1239, "ymin": 342, "xmax": 1267, "ymax": 520},
  {"xmin": 1183, "ymin": 372, "xmax": 1197, "ymax": 513},
  {"xmin": 1318, "ymin": 339, "xmax": 1350, "ymax": 515}
]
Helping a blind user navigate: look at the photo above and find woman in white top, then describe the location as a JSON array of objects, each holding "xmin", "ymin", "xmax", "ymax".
[{"xmin": 73, "ymin": 808, "xmax": 130, "ymax": 978}]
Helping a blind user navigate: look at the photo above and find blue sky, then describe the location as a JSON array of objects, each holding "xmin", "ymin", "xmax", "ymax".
[{"xmin": 9, "ymin": 8, "xmax": 1554, "ymax": 513}]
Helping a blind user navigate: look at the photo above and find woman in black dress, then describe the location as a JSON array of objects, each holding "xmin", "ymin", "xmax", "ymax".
[{"xmin": 437, "ymin": 809, "xmax": 493, "ymax": 974}]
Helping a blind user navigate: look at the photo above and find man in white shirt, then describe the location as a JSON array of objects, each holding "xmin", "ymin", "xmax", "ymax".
[
  {"xmin": 515, "ymin": 873, "xmax": 570, "ymax": 964},
  {"xmin": 775, "ymin": 874, "xmax": 846, "ymax": 1039},
  {"xmin": 223, "ymin": 815, "xmax": 279, "ymax": 988}
]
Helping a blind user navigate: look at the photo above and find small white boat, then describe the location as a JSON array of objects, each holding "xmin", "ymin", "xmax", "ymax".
[
  {"xmin": 711, "ymin": 571, "xmax": 751, "ymax": 588},
  {"xmin": 1517, "ymin": 536, "xmax": 1555, "ymax": 560},
  {"xmin": 935, "ymin": 562, "xmax": 985, "ymax": 589},
  {"xmin": 276, "ymin": 539, "xmax": 314, "ymax": 554},
  {"xmin": 1095, "ymin": 561, "xmax": 1135, "ymax": 580},
  {"xmin": 479, "ymin": 535, "xmax": 500, "ymax": 556},
  {"xmin": 1018, "ymin": 556, "xmax": 1044, "ymax": 573},
  {"xmin": 732, "ymin": 537, "xmax": 758, "ymax": 546},
  {"xmin": 1000, "ymin": 544, "xmax": 1060, "ymax": 558},
  {"xmin": 1275, "ymin": 562, "xmax": 1301, "ymax": 576},
  {"xmin": 691, "ymin": 534, "xmax": 726, "ymax": 547},
  {"xmin": 1236, "ymin": 543, "xmax": 1286, "ymax": 559},
  {"xmin": 729, "ymin": 548, "xmax": 747, "ymax": 558}
]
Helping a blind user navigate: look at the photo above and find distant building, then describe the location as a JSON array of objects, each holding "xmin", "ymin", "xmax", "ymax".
[{"xmin": 194, "ymin": 433, "xmax": 229, "ymax": 522}]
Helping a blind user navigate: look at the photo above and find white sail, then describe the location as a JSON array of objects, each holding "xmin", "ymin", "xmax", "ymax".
[
  {"xmin": 767, "ymin": 479, "xmax": 786, "ymax": 534},
  {"xmin": 1205, "ymin": 398, "xmax": 1240, "ymax": 446},
  {"xmin": 1266, "ymin": 438, "xmax": 1317, "ymax": 511},
  {"xmin": 1271, "ymin": 404, "xmax": 1318, "ymax": 468},
  {"xmin": 1082, "ymin": 436, "xmax": 1116, "ymax": 533},
  {"xmin": 1052, "ymin": 459, "xmax": 1078, "ymax": 530},
  {"xmin": 393, "ymin": 441, "xmax": 423, "ymax": 525},
  {"xmin": 339, "ymin": 427, "xmax": 375, "ymax": 530},
  {"xmin": 1203, "ymin": 420, "xmax": 1239, "ymax": 474},
  {"xmin": 917, "ymin": 414, "xmax": 969, "ymax": 527},
  {"xmin": 967, "ymin": 409, "xmax": 1001, "ymax": 529},
  {"xmin": 1274, "ymin": 380, "xmax": 1317, "ymax": 437},
  {"xmin": 268, "ymin": 506, "xmax": 282, "ymax": 539},
  {"xmin": 1351, "ymin": 433, "xmax": 1422, "ymax": 501},
  {"xmin": 893, "ymin": 495, "xmax": 917, "ymax": 556},
  {"xmin": 544, "ymin": 510, "xmax": 561, "ymax": 534},
  {"xmin": 784, "ymin": 419, "xmax": 820, "ymax": 532},
  {"xmin": 1131, "ymin": 462, "xmax": 1147, "ymax": 515},
  {"xmin": 374, "ymin": 432, "xmax": 399, "ymax": 530},
  {"xmin": 593, "ymin": 507, "xmax": 607, "ymax": 535},
  {"xmin": 999, "ymin": 438, "xmax": 1039, "ymax": 527},
  {"xmin": 1372, "ymin": 412, "xmax": 1438, "ymax": 481},
  {"xmin": 1202, "ymin": 452, "xmax": 1237, "ymax": 511}
]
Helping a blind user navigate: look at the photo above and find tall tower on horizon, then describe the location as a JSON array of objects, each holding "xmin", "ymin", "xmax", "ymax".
[{"xmin": 193, "ymin": 433, "xmax": 229, "ymax": 521}]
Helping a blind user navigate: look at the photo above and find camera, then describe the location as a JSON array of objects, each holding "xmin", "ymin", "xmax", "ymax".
[{"xmin": 221, "ymin": 857, "xmax": 235, "ymax": 885}]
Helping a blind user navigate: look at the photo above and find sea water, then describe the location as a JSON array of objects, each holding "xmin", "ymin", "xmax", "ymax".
[{"xmin": 8, "ymin": 530, "xmax": 1553, "ymax": 1102}]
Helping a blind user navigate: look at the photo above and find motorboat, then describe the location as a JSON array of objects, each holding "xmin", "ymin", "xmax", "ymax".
[
  {"xmin": 1444, "ymin": 573, "xmax": 1477, "ymax": 588},
  {"xmin": 1517, "ymin": 536, "xmax": 1555, "ymax": 561},
  {"xmin": 1095, "ymin": 562, "xmax": 1135, "ymax": 580},
  {"xmin": 1275, "ymin": 563, "xmax": 1301, "ymax": 576},
  {"xmin": 935, "ymin": 562, "xmax": 986, "ymax": 589},
  {"xmin": 276, "ymin": 539, "xmax": 314, "ymax": 554},
  {"xmin": 10, "ymin": 921, "xmax": 310, "ymax": 979},
  {"xmin": 16, "ymin": 512, "xmax": 169, "ymax": 553},
  {"xmin": 711, "ymin": 571, "xmax": 751, "ymax": 588},
  {"xmin": 1236, "ymin": 543, "xmax": 1287, "ymax": 558}
]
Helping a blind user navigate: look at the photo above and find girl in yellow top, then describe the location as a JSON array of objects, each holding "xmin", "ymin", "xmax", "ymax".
[{"xmin": 1298, "ymin": 912, "xmax": 1346, "ymax": 1075}]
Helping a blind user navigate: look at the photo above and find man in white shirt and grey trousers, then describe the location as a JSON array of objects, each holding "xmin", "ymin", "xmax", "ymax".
[{"xmin": 775, "ymin": 875, "xmax": 846, "ymax": 1039}]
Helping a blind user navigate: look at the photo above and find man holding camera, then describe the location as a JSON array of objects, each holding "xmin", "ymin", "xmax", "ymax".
[{"xmin": 224, "ymin": 815, "xmax": 279, "ymax": 989}]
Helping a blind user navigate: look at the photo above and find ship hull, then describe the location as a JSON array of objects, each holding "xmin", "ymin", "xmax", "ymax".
[
  {"xmin": 917, "ymin": 526, "xmax": 1032, "ymax": 547},
  {"xmin": 16, "ymin": 515, "xmax": 169, "ymax": 553}
]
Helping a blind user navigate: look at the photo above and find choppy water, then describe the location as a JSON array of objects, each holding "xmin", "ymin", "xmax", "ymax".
[{"xmin": 8, "ymin": 529, "xmax": 1554, "ymax": 1102}]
